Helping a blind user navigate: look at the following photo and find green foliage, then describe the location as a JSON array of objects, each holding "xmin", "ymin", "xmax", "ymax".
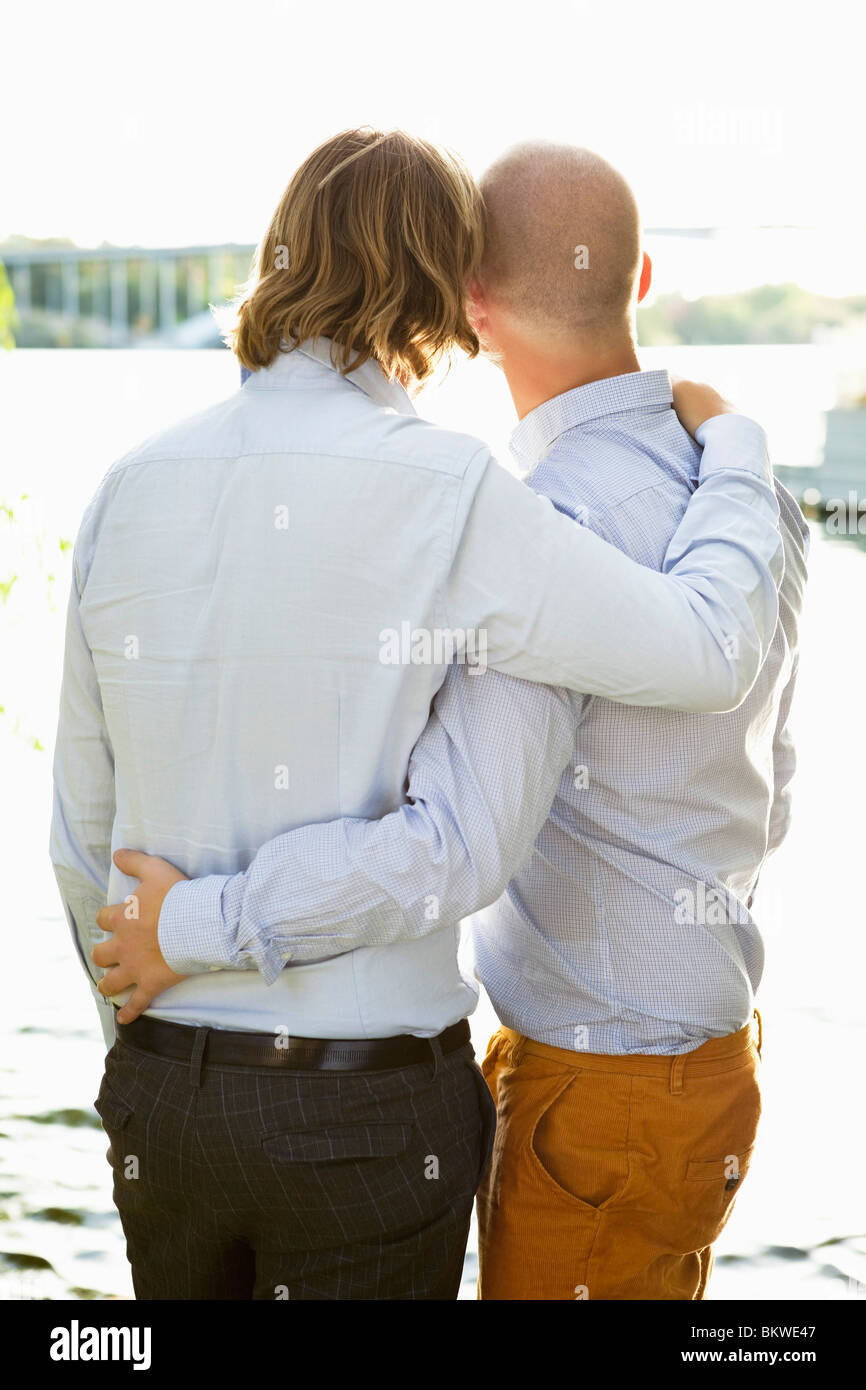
[
  {"xmin": 0, "ymin": 261, "xmax": 18, "ymax": 349},
  {"xmin": 638, "ymin": 283, "xmax": 866, "ymax": 346}
]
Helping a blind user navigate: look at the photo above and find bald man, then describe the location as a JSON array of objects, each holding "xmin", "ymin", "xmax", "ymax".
[
  {"xmin": 464, "ymin": 145, "xmax": 807, "ymax": 1299},
  {"xmin": 93, "ymin": 144, "xmax": 802, "ymax": 1300},
  {"xmin": 474, "ymin": 143, "xmax": 651, "ymax": 410}
]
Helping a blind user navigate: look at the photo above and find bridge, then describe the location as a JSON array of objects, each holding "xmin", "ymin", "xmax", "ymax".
[
  {"xmin": 1, "ymin": 225, "xmax": 805, "ymax": 345},
  {"xmin": 0, "ymin": 243, "xmax": 256, "ymax": 341},
  {"xmin": 0, "ymin": 227, "xmax": 741, "ymax": 344}
]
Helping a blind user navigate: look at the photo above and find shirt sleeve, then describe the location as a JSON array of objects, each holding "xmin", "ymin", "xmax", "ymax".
[
  {"xmin": 766, "ymin": 656, "xmax": 800, "ymax": 858},
  {"xmin": 445, "ymin": 413, "xmax": 782, "ymax": 712},
  {"xmin": 48, "ymin": 551, "xmax": 119, "ymax": 1052},
  {"xmin": 158, "ymin": 666, "xmax": 576, "ymax": 981}
]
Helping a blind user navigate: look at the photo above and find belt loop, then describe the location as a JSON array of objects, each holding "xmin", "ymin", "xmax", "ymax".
[
  {"xmin": 189, "ymin": 1027, "xmax": 210, "ymax": 1088},
  {"xmin": 669, "ymin": 1051, "xmax": 686, "ymax": 1095},
  {"xmin": 427, "ymin": 1034, "xmax": 443, "ymax": 1082},
  {"xmin": 753, "ymin": 1008, "xmax": 763, "ymax": 1060}
]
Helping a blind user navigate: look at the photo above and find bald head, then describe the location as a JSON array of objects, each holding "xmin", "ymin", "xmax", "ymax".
[{"xmin": 479, "ymin": 143, "xmax": 642, "ymax": 342}]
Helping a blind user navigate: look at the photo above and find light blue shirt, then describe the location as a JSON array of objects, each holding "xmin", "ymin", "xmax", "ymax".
[
  {"xmin": 50, "ymin": 346, "xmax": 783, "ymax": 1047},
  {"xmin": 476, "ymin": 372, "xmax": 809, "ymax": 1051}
]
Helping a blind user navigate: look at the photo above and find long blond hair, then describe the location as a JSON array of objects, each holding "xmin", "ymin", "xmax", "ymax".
[{"xmin": 232, "ymin": 127, "xmax": 485, "ymax": 384}]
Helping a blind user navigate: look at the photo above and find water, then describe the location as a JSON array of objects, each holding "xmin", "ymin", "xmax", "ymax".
[{"xmin": 1, "ymin": 347, "xmax": 864, "ymax": 1300}]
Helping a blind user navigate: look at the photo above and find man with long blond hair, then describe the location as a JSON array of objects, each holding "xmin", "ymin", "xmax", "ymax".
[{"xmin": 52, "ymin": 128, "xmax": 783, "ymax": 1299}]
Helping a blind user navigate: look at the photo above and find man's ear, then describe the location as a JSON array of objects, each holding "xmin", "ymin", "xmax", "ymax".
[
  {"xmin": 637, "ymin": 252, "xmax": 652, "ymax": 304},
  {"xmin": 467, "ymin": 276, "xmax": 488, "ymax": 336}
]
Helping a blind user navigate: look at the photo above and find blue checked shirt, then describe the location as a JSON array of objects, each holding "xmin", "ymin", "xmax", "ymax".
[{"xmin": 150, "ymin": 367, "xmax": 801, "ymax": 1052}]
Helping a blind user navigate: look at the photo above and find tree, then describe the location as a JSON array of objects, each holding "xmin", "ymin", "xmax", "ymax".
[{"xmin": 0, "ymin": 260, "xmax": 18, "ymax": 349}]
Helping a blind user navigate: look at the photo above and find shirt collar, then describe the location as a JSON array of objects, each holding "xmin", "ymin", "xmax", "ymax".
[
  {"xmin": 243, "ymin": 336, "xmax": 416, "ymax": 417},
  {"xmin": 509, "ymin": 368, "xmax": 673, "ymax": 471}
]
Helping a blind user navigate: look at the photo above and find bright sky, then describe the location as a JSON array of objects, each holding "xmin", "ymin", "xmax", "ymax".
[{"xmin": 5, "ymin": 0, "xmax": 865, "ymax": 294}]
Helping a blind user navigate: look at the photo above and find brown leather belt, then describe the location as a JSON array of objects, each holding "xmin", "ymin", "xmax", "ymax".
[{"xmin": 113, "ymin": 1008, "xmax": 471, "ymax": 1072}]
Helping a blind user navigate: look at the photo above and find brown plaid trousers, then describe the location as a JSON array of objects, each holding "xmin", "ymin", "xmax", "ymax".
[{"xmin": 94, "ymin": 1027, "xmax": 496, "ymax": 1300}]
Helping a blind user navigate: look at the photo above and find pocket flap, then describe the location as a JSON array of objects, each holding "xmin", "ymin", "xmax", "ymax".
[
  {"xmin": 262, "ymin": 1122, "xmax": 413, "ymax": 1164},
  {"xmin": 686, "ymin": 1143, "xmax": 755, "ymax": 1185},
  {"xmin": 93, "ymin": 1078, "xmax": 134, "ymax": 1131}
]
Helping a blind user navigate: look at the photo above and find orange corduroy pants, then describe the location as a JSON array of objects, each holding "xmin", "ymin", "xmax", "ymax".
[{"xmin": 477, "ymin": 1012, "xmax": 762, "ymax": 1300}]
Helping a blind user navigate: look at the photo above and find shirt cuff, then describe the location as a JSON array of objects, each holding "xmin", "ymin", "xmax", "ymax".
[
  {"xmin": 157, "ymin": 875, "xmax": 236, "ymax": 974},
  {"xmin": 156, "ymin": 874, "xmax": 282, "ymax": 985},
  {"xmin": 695, "ymin": 413, "xmax": 771, "ymax": 484},
  {"xmin": 159, "ymin": 875, "xmax": 307, "ymax": 985}
]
